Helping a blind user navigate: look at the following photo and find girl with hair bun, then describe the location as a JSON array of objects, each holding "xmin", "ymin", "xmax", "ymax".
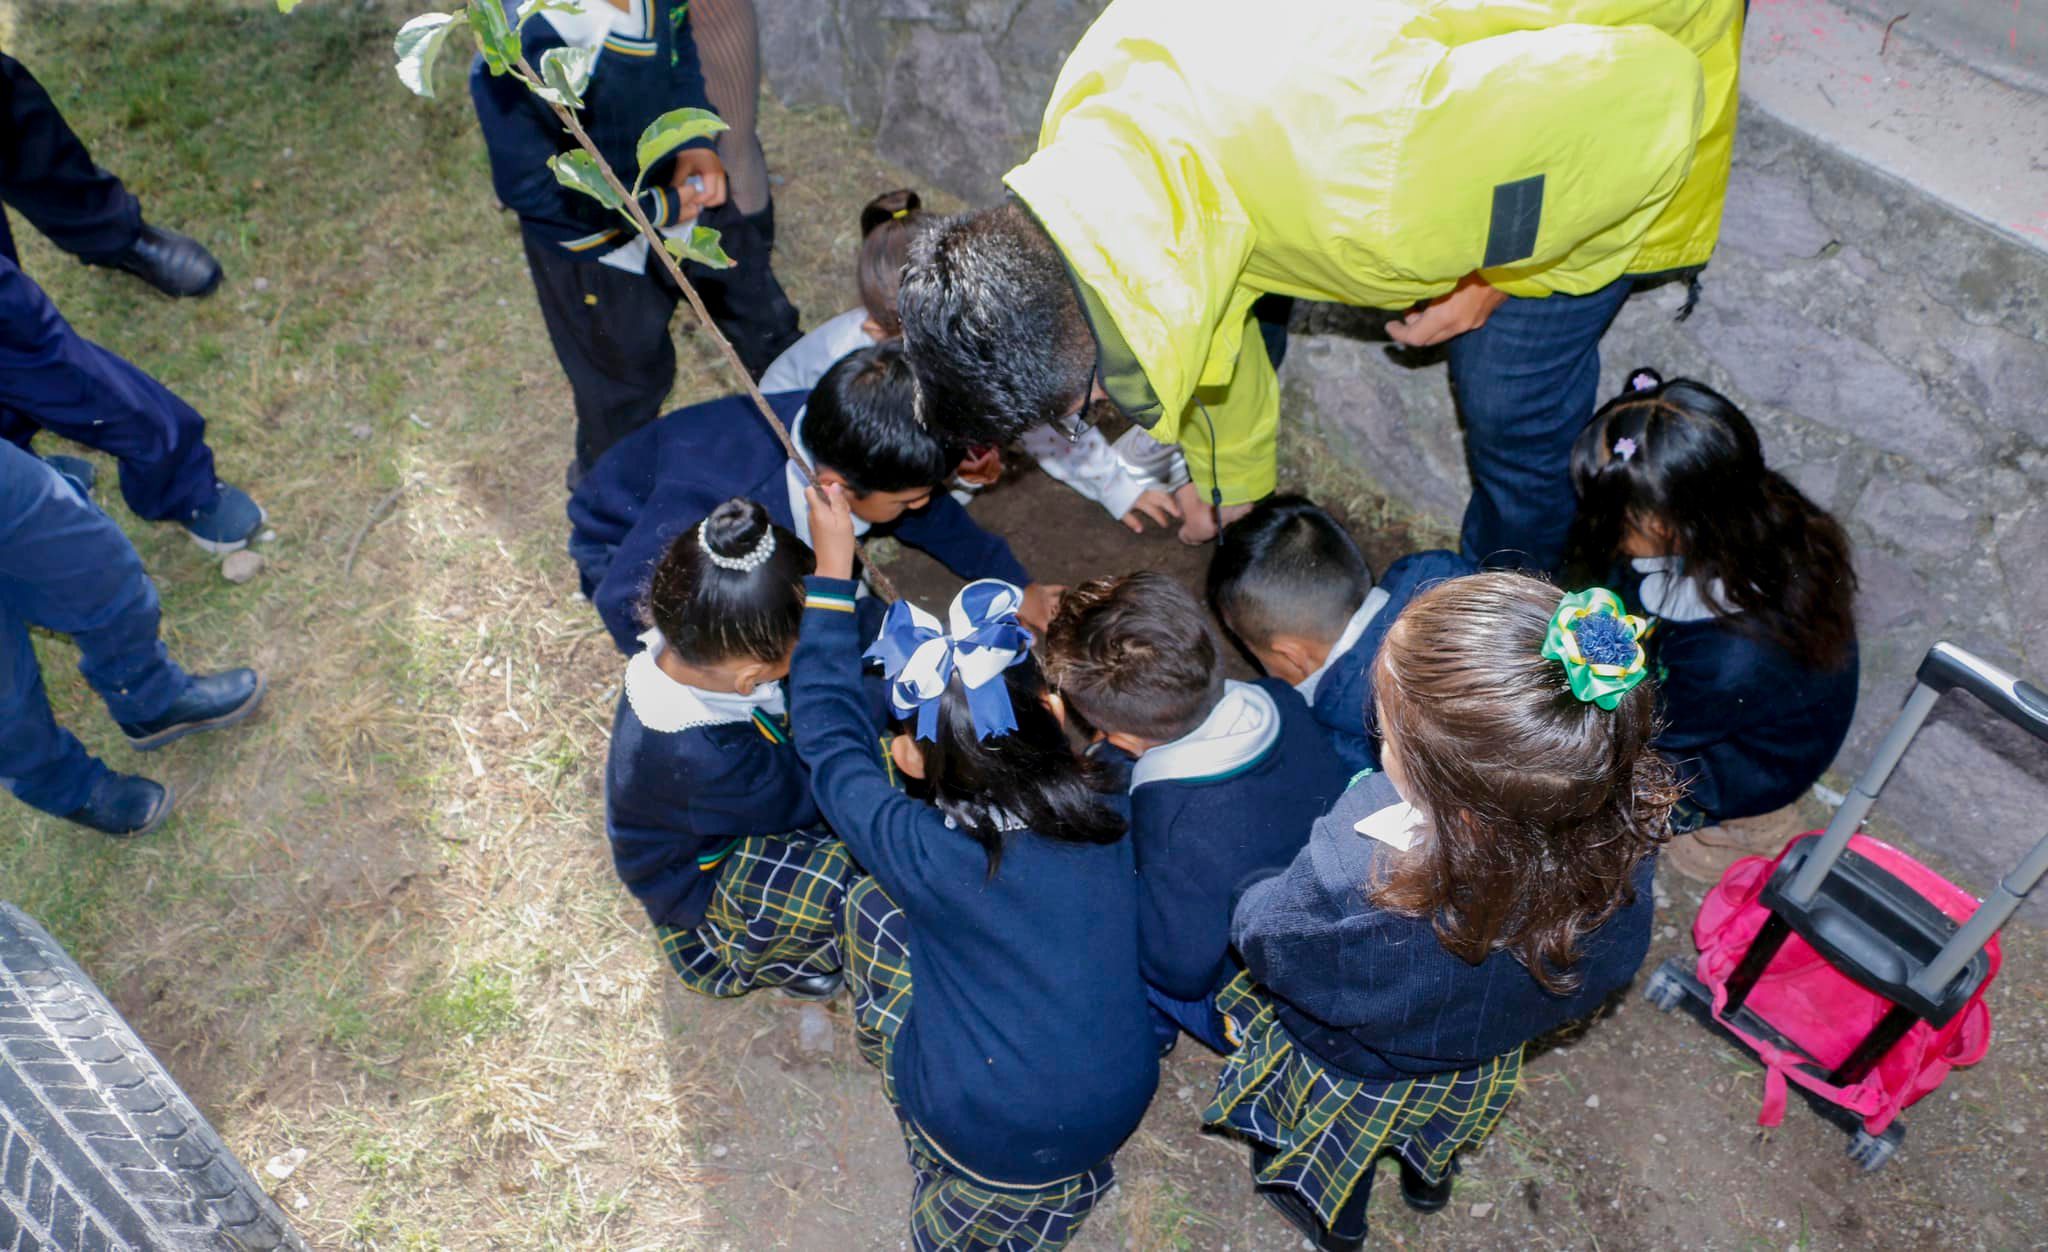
[
  {"xmin": 1566, "ymin": 370, "xmax": 1859, "ymax": 880},
  {"xmin": 604, "ymin": 496, "xmax": 855, "ymax": 1002}
]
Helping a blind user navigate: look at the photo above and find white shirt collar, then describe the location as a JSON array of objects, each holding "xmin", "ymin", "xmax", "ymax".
[
  {"xmin": 783, "ymin": 408, "xmax": 873, "ymax": 550},
  {"xmin": 1632, "ymin": 556, "xmax": 1729, "ymax": 623},
  {"xmin": 1353, "ymin": 793, "xmax": 1427, "ymax": 852},
  {"xmin": 1130, "ymin": 680, "xmax": 1283, "ymax": 790},
  {"xmin": 1294, "ymin": 587, "xmax": 1391, "ymax": 704},
  {"xmin": 624, "ymin": 628, "xmax": 786, "ymax": 734}
]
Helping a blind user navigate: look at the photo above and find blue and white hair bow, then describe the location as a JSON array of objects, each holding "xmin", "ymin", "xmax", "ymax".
[{"xmin": 863, "ymin": 580, "xmax": 1033, "ymax": 742}]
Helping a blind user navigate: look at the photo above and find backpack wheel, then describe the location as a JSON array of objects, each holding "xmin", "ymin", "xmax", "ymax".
[
  {"xmin": 1642, "ymin": 959, "xmax": 1689, "ymax": 1012},
  {"xmin": 1848, "ymin": 1124, "xmax": 1903, "ymax": 1172}
]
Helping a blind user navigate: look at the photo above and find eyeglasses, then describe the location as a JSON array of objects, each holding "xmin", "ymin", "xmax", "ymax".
[{"xmin": 1048, "ymin": 373, "xmax": 1106, "ymax": 443}]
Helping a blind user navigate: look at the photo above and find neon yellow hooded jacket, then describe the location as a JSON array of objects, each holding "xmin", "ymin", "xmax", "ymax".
[{"xmin": 1004, "ymin": 0, "xmax": 1743, "ymax": 503}]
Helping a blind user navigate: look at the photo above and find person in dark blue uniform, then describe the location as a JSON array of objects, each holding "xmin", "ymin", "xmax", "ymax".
[
  {"xmin": 470, "ymin": 0, "xmax": 801, "ymax": 482},
  {"xmin": 0, "ymin": 441, "xmax": 264, "ymax": 837},
  {"xmin": 569, "ymin": 342, "xmax": 1055, "ymax": 655},
  {"xmin": 1208, "ymin": 495, "xmax": 1477, "ymax": 773},
  {"xmin": 0, "ymin": 52, "xmax": 222, "ymax": 297},
  {"xmin": 794, "ymin": 488, "xmax": 1157, "ymax": 1252},
  {"xmin": 1041, "ymin": 571, "xmax": 1348, "ymax": 1056},
  {"xmin": 1566, "ymin": 370, "xmax": 1859, "ymax": 881}
]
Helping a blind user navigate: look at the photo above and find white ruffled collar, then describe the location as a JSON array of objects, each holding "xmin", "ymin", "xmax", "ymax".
[
  {"xmin": 1632, "ymin": 556, "xmax": 1730, "ymax": 624},
  {"xmin": 1353, "ymin": 792, "xmax": 1427, "ymax": 852},
  {"xmin": 623, "ymin": 628, "xmax": 785, "ymax": 734},
  {"xmin": 1131, "ymin": 680, "xmax": 1282, "ymax": 790},
  {"xmin": 1294, "ymin": 587, "xmax": 1391, "ymax": 703}
]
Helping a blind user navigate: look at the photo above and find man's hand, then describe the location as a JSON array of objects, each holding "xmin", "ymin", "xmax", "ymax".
[
  {"xmin": 1119, "ymin": 487, "xmax": 1181, "ymax": 534},
  {"xmin": 1171, "ymin": 482, "xmax": 1216, "ymax": 545},
  {"xmin": 670, "ymin": 148, "xmax": 729, "ymax": 215},
  {"xmin": 805, "ymin": 483, "xmax": 858, "ymax": 581},
  {"xmin": 955, "ymin": 446, "xmax": 1004, "ymax": 488},
  {"xmin": 1018, "ymin": 582, "xmax": 1065, "ymax": 636},
  {"xmin": 1385, "ymin": 273, "xmax": 1507, "ymax": 348}
]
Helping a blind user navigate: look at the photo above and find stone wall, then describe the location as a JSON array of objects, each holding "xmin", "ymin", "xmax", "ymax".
[{"xmin": 761, "ymin": 2, "xmax": 2048, "ymax": 888}]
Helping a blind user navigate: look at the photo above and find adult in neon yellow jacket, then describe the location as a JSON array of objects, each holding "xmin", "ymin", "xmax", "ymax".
[{"xmin": 898, "ymin": 0, "xmax": 1742, "ymax": 566}]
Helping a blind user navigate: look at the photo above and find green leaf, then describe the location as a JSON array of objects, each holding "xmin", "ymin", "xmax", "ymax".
[
  {"xmin": 515, "ymin": 0, "xmax": 580, "ymax": 21},
  {"xmin": 466, "ymin": 0, "xmax": 521, "ymax": 75},
  {"xmin": 394, "ymin": 11, "xmax": 470, "ymax": 99},
  {"xmin": 276, "ymin": 0, "xmax": 303, "ymax": 11},
  {"xmin": 634, "ymin": 108, "xmax": 727, "ymax": 183},
  {"xmin": 535, "ymin": 44, "xmax": 596, "ymax": 109},
  {"xmin": 665, "ymin": 227, "xmax": 734, "ymax": 271},
  {"xmin": 548, "ymin": 151, "xmax": 623, "ymax": 210}
]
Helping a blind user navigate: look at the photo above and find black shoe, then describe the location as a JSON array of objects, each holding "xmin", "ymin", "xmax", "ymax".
[
  {"xmin": 776, "ymin": 971, "xmax": 844, "ymax": 1002},
  {"xmin": 1258, "ymin": 1188, "xmax": 1364, "ymax": 1252},
  {"xmin": 118, "ymin": 669, "xmax": 266, "ymax": 750},
  {"xmin": 42, "ymin": 454, "xmax": 96, "ymax": 497},
  {"xmin": 1398, "ymin": 1155, "xmax": 1454, "ymax": 1214},
  {"xmin": 61, "ymin": 772, "xmax": 173, "ymax": 838},
  {"xmin": 94, "ymin": 223, "xmax": 223, "ymax": 298}
]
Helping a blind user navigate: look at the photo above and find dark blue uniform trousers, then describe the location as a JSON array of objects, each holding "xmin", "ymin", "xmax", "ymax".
[
  {"xmin": 0, "ymin": 441, "xmax": 190, "ymax": 816},
  {"xmin": 1448, "ymin": 278, "xmax": 1633, "ymax": 572},
  {"xmin": 0, "ymin": 52, "xmax": 142, "ymax": 263},
  {"xmin": 0, "ymin": 253, "xmax": 220, "ymax": 522}
]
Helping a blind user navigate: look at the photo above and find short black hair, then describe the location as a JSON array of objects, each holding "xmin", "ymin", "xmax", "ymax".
[
  {"xmin": 804, "ymin": 341, "xmax": 956, "ymax": 495},
  {"xmin": 897, "ymin": 201, "xmax": 1098, "ymax": 448},
  {"xmin": 644, "ymin": 498, "xmax": 815, "ymax": 665},
  {"xmin": 1042, "ymin": 572, "xmax": 1224, "ymax": 743},
  {"xmin": 1208, "ymin": 495, "xmax": 1374, "ymax": 649}
]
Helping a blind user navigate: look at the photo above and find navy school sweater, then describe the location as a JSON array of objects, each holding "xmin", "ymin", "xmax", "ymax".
[
  {"xmin": 1119, "ymin": 679, "xmax": 1349, "ymax": 1002},
  {"xmin": 567, "ymin": 390, "xmax": 1030, "ymax": 654},
  {"xmin": 1614, "ymin": 564, "xmax": 1860, "ymax": 824},
  {"xmin": 470, "ymin": 0, "xmax": 715, "ymax": 256},
  {"xmin": 604, "ymin": 647, "xmax": 819, "ymax": 930},
  {"xmin": 791, "ymin": 577, "xmax": 1159, "ymax": 1185},
  {"xmin": 1299, "ymin": 549, "xmax": 1478, "ymax": 773},
  {"xmin": 1234, "ymin": 770, "xmax": 1657, "ymax": 1081}
]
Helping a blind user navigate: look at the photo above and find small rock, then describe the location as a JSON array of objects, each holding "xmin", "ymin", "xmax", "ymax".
[
  {"xmin": 1584, "ymin": 1094, "xmax": 1601, "ymax": 1109},
  {"xmin": 1470, "ymin": 1202, "xmax": 1494, "ymax": 1218},
  {"xmin": 281, "ymin": 146, "xmax": 294, "ymax": 158},
  {"xmin": 1175, "ymin": 1085, "xmax": 1193, "ymax": 1101},
  {"xmin": 2009, "ymin": 1120, "xmax": 2027, "ymax": 1136},
  {"xmin": 263, "ymin": 1146, "xmax": 307, "ymax": 1180},
  {"xmin": 795, "ymin": 1005, "xmax": 835, "ymax": 1057},
  {"xmin": 252, "ymin": 276, "xmax": 270, "ymax": 292},
  {"xmin": 348, "ymin": 422, "xmax": 373, "ymax": 440},
  {"xmin": 710, "ymin": 1143, "xmax": 729, "ymax": 1159},
  {"xmin": 221, "ymin": 550, "xmax": 266, "ymax": 583},
  {"xmin": 1653, "ymin": 1132, "xmax": 1668, "ymax": 1144},
  {"xmin": 1660, "ymin": 925, "xmax": 1679, "ymax": 940},
  {"xmin": 496, "ymin": 297, "xmax": 508, "ymax": 306}
]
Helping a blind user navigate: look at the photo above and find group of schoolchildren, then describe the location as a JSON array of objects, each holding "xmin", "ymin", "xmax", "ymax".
[{"xmin": 469, "ymin": 5, "xmax": 1862, "ymax": 1246}]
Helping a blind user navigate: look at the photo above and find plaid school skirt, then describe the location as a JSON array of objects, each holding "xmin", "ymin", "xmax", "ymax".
[
  {"xmin": 842, "ymin": 876, "xmax": 1117, "ymax": 1252},
  {"xmin": 655, "ymin": 832, "xmax": 856, "ymax": 998},
  {"xmin": 1203, "ymin": 971, "xmax": 1522, "ymax": 1229}
]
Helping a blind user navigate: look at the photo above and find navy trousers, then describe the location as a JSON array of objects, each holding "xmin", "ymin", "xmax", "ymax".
[
  {"xmin": 1448, "ymin": 279, "xmax": 1633, "ymax": 572},
  {"xmin": 0, "ymin": 253, "xmax": 220, "ymax": 521},
  {"xmin": 0, "ymin": 441, "xmax": 189, "ymax": 817},
  {"xmin": 0, "ymin": 53, "xmax": 142, "ymax": 264}
]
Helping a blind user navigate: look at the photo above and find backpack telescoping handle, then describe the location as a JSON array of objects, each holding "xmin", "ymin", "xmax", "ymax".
[{"xmin": 1781, "ymin": 643, "xmax": 2048, "ymax": 1001}]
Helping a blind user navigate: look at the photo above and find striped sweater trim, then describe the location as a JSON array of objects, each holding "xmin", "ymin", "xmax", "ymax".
[{"xmin": 805, "ymin": 592, "xmax": 857, "ymax": 613}]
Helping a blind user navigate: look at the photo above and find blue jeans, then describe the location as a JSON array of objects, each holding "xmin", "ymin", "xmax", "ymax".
[
  {"xmin": 1147, "ymin": 984, "xmax": 1231, "ymax": 1055},
  {"xmin": 0, "ymin": 252, "xmax": 220, "ymax": 523},
  {"xmin": 1448, "ymin": 279, "xmax": 1632, "ymax": 572},
  {"xmin": 0, "ymin": 441, "xmax": 188, "ymax": 815}
]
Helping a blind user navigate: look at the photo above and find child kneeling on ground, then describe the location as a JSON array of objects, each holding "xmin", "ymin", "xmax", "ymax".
[
  {"xmin": 604, "ymin": 498, "xmax": 853, "ymax": 1001},
  {"xmin": 1042, "ymin": 571, "xmax": 1346, "ymax": 1056},
  {"xmin": 792, "ymin": 485, "xmax": 1157, "ymax": 1252},
  {"xmin": 1567, "ymin": 370, "xmax": 1859, "ymax": 881},
  {"xmin": 1208, "ymin": 574, "xmax": 1676, "ymax": 1252},
  {"xmin": 1208, "ymin": 495, "xmax": 1476, "ymax": 773}
]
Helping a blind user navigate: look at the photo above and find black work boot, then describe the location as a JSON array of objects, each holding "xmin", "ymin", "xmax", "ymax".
[
  {"xmin": 1398, "ymin": 1155, "xmax": 1455, "ymax": 1213},
  {"xmin": 1252, "ymin": 1147, "xmax": 1366, "ymax": 1252},
  {"xmin": 94, "ymin": 223, "xmax": 223, "ymax": 298},
  {"xmin": 777, "ymin": 971, "xmax": 845, "ymax": 1002},
  {"xmin": 61, "ymin": 772, "xmax": 173, "ymax": 838},
  {"xmin": 118, "ymin": 669, "xmax": 266, "ymax": 750}
]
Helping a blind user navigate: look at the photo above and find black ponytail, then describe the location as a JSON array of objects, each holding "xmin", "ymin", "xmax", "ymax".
[{"xmin": 643, "ymin": 498, "xmax": 815, "ymax": 666}]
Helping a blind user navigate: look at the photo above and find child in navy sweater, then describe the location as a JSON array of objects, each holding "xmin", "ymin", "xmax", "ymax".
[
  {"xmin": 470, "ymin": 0, "xmax": 800, "ymax": 480},
  {"xmin": 1042, "ymin": 571, "xmax": 1347, "ymax": 1056},
  {"xmin": 1208, "ymin": 495, "xmax": 1476, "ymax": 773},
  {"xmin": 1209, "ymin": 574, "xmax": 1675, "ymax": 1252},
  {"xmin": 792, "ymin": 486, "xmax": 1157, "ymax": 1252},
  {"xmin": 569, "ymin": 342, "xmax": 1057, "ymax": 654},
  {"xmin": 604, "ymin": 498, "xmax": 852, "ymax": 1001},
  {"xmin": 1567, "ymin": 370, "xmax": 1859, "ymax": 880}
]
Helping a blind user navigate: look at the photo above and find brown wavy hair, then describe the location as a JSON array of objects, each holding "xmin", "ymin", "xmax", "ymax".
[
  {"xmin": 856, "ymin": 189, "xmax": 923, "ymax": 336},
  {"xmin": 1371, "ymin": 573, "xmax": 1677, "ymax": 994}
]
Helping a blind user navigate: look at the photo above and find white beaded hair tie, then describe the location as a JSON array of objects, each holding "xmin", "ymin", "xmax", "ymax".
[{"xmin": 698, "ymin": 521, "xmax": 776, "ymax": 573}]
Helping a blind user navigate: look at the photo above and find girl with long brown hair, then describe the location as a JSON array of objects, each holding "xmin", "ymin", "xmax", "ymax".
[{"xmin": 1205, "ymin": 573, "xmax": 1676, "ymax": 1252}]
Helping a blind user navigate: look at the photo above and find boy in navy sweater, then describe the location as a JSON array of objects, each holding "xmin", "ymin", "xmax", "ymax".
[
  {"xmin": 1044, "ymin": 571, "xmax": 1348, "ymax": 1055},
  {"xmin": 470, "ymin": 0, "xmax": 800, "ymax": 480},
  {"xmin": 1209, "ymin": 495, "xmax": 1476, "ymax": 773},
  {"xmin": 569, "ymin": 342, "xmax": 1058, "ymax": 654}
]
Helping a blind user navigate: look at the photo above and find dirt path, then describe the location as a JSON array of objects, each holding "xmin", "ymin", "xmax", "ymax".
[{"xmin": 2, "ymin": 5, "xmax": 2042, "ymax": 1249}]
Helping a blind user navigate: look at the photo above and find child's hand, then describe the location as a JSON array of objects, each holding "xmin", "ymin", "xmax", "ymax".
[
  {"xmin": 1120, "ymin": 487, "xmax": 1181, "ymax": 534},
  {"xmin": 1173, "ymin": 482, "xmax": 1218, "ymax": 545},
  {"xmin": 1018, "ymin": 582, "xmax": 1065, "ymax": 636},
  {"xmin": 670, "ymin": 148, "xmax": 729, "ymax": 213},
  {"xmin": 955, "ymin": 446, "xmax": 1004, "ymax": 487},
  {"xmin": 806, "ymin": 483, "xmax": 858, "ymax": 580}
]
